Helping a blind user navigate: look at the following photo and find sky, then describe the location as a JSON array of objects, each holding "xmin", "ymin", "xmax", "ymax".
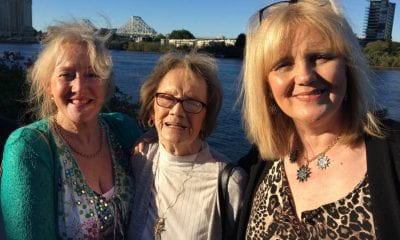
[{"xmin": 32, "ymin": 0, "xmax": 400, "ymax": 41}]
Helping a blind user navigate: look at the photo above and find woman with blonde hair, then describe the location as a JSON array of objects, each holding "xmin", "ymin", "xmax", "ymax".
[
  {"xmin": 237, "ymin": 0, "xmax": 400, "ymax": 239},
  {"xmin": 1, "ymin": 21, "xmax": 141, "ymax": 239}
]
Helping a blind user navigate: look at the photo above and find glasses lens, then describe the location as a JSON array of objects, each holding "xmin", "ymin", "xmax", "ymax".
[
  {"xmin": 156, "ymin": 93, "xmax": 175, "ymax": 108},
  {"xmin": 182, "ymin": 100, "xmax": 203, "ymax": 113},
  {"xmin": 155, "ymin": 93, "xmax": 205, "ymax": 114}
]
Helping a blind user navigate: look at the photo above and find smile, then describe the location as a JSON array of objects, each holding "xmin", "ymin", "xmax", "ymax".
[
  {"xmin": 294, "ymin": 89, "xmax": 326, "ymax": 102},
  {"xmin": 165, "ymin": 122, "xmax": 188, "ymax": 129},
  {"xmin": 69, "ymin": 98, "xmax": 94, "ymax": 108}
]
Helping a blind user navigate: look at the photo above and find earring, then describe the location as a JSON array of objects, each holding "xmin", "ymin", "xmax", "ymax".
[
  {"xmin": 269, "ymin": 101, "xmax": 278, "ymax": 115},
  {"xmin": 147, "ymin": 119, "xmax": 154, "ymax": 127},
  {"xmin": 268, "ymin": 92, "xmax": 278, "ymax": 115},
  {"xmin": 51, "ymin": 97, "xmax": 54, "ymax": 100}
]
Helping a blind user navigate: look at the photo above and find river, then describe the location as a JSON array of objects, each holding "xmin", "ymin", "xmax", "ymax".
[{"xmin": 1, "ymin": 43, "xmax": 399, "ymax": 162}]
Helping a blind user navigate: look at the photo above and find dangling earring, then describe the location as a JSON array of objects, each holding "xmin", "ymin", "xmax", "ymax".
[
  {"xmin": 147, "ymin": 119, "xmax": 154, "ymax": 127},
  {"xmin": 51, "ymin": 96, "xmax": 54, "ymax": 100},
  {"xmin": 268, "ymin": 92, "xmax": 278, "ymax": 115},
  {"xmin": 269, "ymin": 101, "xmax": 278, "ymax": 115}
]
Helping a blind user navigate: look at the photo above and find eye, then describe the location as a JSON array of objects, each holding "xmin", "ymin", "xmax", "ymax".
[
  {"xmin": 311, "ymin": 53, "xmax": 336, "ymax": 64},
  {"xmin": 185, "ymin": 99, "xmax": 202, "ymax": 108},
  {"xmin": 85, "ymin": 71, "xmax": 99, "ymax": 80},
  {"xmin": 58, "ymin": 72, "xmax": 75, "ymax": 81},
  {"xmin": 159, "ymin": 93, "xmax": 175, "ymax": 101},
  {"xmin": 272, "ymin": 60, "xmax": 293, "ymax": 72}
]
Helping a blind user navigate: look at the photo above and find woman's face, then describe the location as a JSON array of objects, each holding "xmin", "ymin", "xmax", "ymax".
[
  {"xmin": 153, "ymin": 67, "xmax": 207, "ymax": 155},
  {"xmin": 49, "ymin": 43, "xmax": 107, "ymax": 125},
  {"xmin": 267, "ymin": 26, "xmax": 347, "ymax": 127}
]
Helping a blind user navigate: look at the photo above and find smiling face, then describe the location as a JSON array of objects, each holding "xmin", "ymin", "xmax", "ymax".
[
  {"xmin": 50, "ymin": 43, "xmax": 106, "ymax": 126},
  {"xmin": 267, "ymin": 26, "xmax": 347, "ymax": 129},
  {"xmin": 153, "ymin": 67, "xmax": 207, "ymax": 155}
]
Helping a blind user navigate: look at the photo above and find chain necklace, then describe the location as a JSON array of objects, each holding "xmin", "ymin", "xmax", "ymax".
[
  {"xmin": 153, "ymin": 151, "xmax": 196, "ymax": 239},
  {"xmin": 292, "ymin": 136, "xmax": 341, "ymax": 182},
  {"xmin": 54, "ymin": 119, "xmax": 104, "ymax": 158}
]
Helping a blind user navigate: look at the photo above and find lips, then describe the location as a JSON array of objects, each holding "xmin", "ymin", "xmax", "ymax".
[
  {"xmin": 69, "ymin": 98, "xmax": 93, "ymax": 108},
  {"xmin": 294, "ymin": 89, "xmax": 326, "ymax": 102},
  {"xmin": 165, "ymin": 122, "xmax": 188, "ymax": 129}
]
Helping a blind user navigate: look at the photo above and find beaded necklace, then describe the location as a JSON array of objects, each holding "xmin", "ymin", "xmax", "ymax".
[{"xmin": 54, "ymin": 120, "xmax": 104, "ymax": 158}]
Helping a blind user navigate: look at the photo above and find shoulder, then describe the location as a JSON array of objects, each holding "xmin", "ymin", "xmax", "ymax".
[
  {"xmin": 6, "ymin": 119, "xmax": 50, "ymax": 146},
  {"xmin": 101, "ymin": 112, "xmax": 136, "ymax": 126},
  {"xmin": 382, "ymin": 119, "xmax": 400, "ymax": 137},
  {"xmin": 101, "ymin": 112, "xmax": 142, "ymax": 146}
]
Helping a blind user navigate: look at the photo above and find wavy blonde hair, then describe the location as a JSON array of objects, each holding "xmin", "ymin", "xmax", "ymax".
[
  {"xmin": 242, "ymin": 0, "xmax": 383, "ymax": 160},
  {"xmin": 27, "ymin": 20, "xmax": 114, "ymax": 120},
  {"xmin": 139, "ymin": 51, "xmax": 222, "ymax": 139}
]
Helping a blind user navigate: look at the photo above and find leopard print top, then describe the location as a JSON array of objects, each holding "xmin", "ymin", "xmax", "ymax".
[{"xmin": 246, "ymin": 160, "xmax": 377, "ymax": 240}]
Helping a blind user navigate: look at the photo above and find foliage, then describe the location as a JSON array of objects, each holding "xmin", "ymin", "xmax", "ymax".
[
  {"xmin": 169, "ymin": 29, "xmax": 195, "ymax": 39},
  {"xmin": 0, "ymin": 51, "xmax": 32, "ymax": 121},
  {"xmin": 363, "ymin": 40, "xmax": 400, "ymax": 67},
  {"xmin": 0, "ymin": 51, "xmax": 139, "ymax": 123}
]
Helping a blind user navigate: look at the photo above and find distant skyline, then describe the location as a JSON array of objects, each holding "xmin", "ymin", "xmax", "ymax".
[{"xmin": 32, "ymin": 0, "xmax": 400, "ymax": 41}]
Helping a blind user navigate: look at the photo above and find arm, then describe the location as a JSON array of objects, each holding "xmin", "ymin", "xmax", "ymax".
[{"xmin": 1, "ymin": 127, "xmax": 57, "ymax": 240}]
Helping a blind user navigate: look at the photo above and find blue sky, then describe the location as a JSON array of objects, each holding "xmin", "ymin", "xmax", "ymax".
[{"xmin": 32, "ymin": 0, "xmax": 400, "ymax": 41}]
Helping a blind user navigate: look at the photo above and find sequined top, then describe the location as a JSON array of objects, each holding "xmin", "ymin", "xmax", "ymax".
[
  {"xmin": 1, "ymin": 113, "xmax": 141, "ymax": 240},
  {"xmin": 246, "ymin": 160, "xmax": 377, "ymax": 240},
  {"xmin": 54, "ymin": 119, "xmax": 134, "ymax": 239}
]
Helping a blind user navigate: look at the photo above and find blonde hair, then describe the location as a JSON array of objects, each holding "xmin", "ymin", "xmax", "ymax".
[
  {"xmin": 27, "ymin": 20, "xmax": 114, "ymax": 120},
  {"xmin": 242, "ymin": 0, "xmax": 383, "ymax": 160},
  {"xmin": 139, "ymin": 51, "xmax": 222, "ymax": 139}
]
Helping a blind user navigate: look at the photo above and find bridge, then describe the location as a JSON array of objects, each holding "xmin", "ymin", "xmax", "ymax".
[{"xmin": 116, "ymin": 16, "xmax": 157, "ymax": 37}]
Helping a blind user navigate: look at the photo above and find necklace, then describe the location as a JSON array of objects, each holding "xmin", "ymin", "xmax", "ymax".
[
  {"xmin": 153, "ymin": 151, "xmax": 196, "ymax": 239},
  {"xmin": 293, "ymin": 136, "xmax": 341, "ymax": 182},
  {"xmin": 54, "ymin": 120, "xmax": 104, "ymax": 158}
]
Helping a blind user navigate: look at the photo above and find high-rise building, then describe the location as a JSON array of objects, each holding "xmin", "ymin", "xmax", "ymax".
[
  {"xmin": 0, "ymin": 0, "xmax": 33, "ymax": 37},
  {"xmin": 364, "ymin": 0, "xmax": 396, "ymax": 41}
]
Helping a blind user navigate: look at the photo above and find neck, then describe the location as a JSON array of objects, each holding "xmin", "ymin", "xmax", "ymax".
[
  {"xmin": 160, "ymin": 138, "xmax": 203, "ymax": 156},
  {"xmin": 55, "ymin": 114, "xmax": 100, "ymax": 144}
]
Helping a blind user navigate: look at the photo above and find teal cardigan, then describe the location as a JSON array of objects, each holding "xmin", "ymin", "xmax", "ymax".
[{"xmin": 0, "ymin": 113, "xmax": 141, "ymax": 240}]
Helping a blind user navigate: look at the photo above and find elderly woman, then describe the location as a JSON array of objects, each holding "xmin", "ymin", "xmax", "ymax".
[
  {"xmin": 237, "ymin": 0, "xmax": 400, "ymax": 239},
  {"xmin": 128, "ymin": 51, "xmax": 247, "ymax": 240},
  {"xmin": 1, "ymin": 21, "xmax": 141, "ymax": 239}
]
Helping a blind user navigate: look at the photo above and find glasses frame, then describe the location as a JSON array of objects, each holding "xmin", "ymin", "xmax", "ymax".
[
  {"xmin": 154, "ymin": 92, "xmax": 207, "ymax": 114},
  {"xmin": 258, "ymin": 0, "xmax": 298, "ymax": 23}
]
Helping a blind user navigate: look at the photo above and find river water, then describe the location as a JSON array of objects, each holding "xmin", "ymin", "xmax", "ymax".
[{"xmin": 1, "ymin": 43, "xmax": 399, "ymax": 162}]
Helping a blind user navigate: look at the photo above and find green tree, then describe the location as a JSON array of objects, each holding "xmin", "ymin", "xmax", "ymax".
[{"xmin": 169, "ymin": 29, "xmax": 195, "ymax": 39}]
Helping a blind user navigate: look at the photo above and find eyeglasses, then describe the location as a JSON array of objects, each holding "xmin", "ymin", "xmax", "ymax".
[
  {"xmin": 154, "ymin": 93, "xmax": 207, "ymax": 114},
  {"xmin": 258, "ymin": 0, "xmax": 297, "ymax": 23}
]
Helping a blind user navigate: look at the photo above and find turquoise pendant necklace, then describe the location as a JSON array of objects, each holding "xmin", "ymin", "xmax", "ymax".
[{"xmin": 293, "ymin": 136, "xmax": 341, "ymax": 182}]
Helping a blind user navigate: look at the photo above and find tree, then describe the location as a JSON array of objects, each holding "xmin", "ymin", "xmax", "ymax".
[
  {"xmin": 169, "ymin": 29, "xmax": 195, "ymax": 39},
  {"xmin": 235, "ymin": 33, "xmax": 246, "ymax": 49}
]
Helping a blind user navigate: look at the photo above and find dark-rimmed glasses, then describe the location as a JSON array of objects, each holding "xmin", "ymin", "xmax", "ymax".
[
  {"xmin": 154, "ymin": 93, "xmax": 207, "ymax": 114},
  {"xmin": 258, "ymin": 0, "xmax": 298, "ymax": 23}
]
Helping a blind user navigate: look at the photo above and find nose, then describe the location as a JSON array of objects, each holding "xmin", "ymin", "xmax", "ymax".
[
  {"xmin": 71, "ymin": 74, "xmax": 86, "ymax": 92},
  {"xmin": 169, "ymin": 100, "xmax": 185, "ymax": 116},
  {"xmin": 294, "ymin": 61, "xmax": 315, "ymax": 85}
]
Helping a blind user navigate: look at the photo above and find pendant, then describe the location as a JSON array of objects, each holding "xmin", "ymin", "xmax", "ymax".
[
  {"xmin": 153, "ymin": 217, "xmax": 165, "ymax": 239},
  {"xmin": 297, "ymin": 164, "xmax": 311, "ymax": 182},
  {"xmin": 316, "ymin": 153, "xmax": 330, "ymax": 169}
]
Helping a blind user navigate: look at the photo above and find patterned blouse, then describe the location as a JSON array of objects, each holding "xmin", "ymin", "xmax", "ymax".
[
  {"xmin": 53, "ymin": 119, "xmax": 134, "ymax": 239},
  {"xmin": 246, "ymin": 160, "xmax": 377, "ymax": 240}
]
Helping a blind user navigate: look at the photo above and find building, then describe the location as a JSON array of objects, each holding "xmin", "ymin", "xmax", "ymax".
[
  {"xmin": 162, "ymin": 38, "xmax": 236, "ymax": 48},
  {"xmin": 0, "ymin": 0, "xmax": 34, "ymax": 37},
  {"xmin": 364, "ymin": 0, "xmax": 396, "ymax": 41}
]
